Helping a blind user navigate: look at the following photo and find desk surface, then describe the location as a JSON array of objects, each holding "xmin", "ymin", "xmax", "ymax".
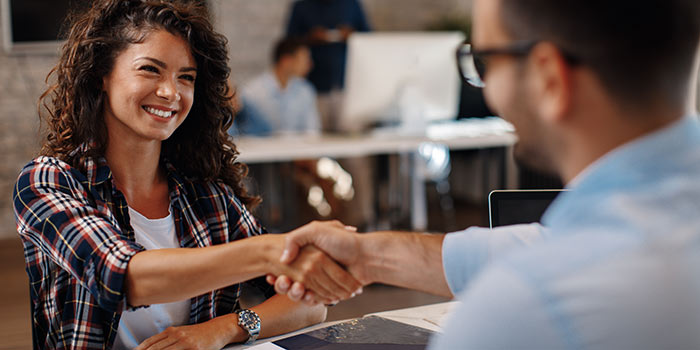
[
  {"xmin": 228, "ymin": 301, "xmax": 460, "ymax": 350},
  {"xmin": 234, "ymin": 118, "xmax": 517, "ymax": 163}
]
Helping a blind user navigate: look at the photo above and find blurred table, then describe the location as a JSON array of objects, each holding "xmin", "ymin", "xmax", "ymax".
[
  {"xmin": 235, "ymin": 119, "xmax": 516, "ymax": 163},
  {"xmin": 234, "ymin": 118, "xmax": 517, "ymax": 230}
]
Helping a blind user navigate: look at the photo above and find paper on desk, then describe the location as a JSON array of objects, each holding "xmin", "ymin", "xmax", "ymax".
[
  {"xmin": 364, "ymin": 301, "xmax": 460, "ymax": 333},
  {"xmin": 246, "ymin": 343, "xmax": 285, "ymax": 350}
]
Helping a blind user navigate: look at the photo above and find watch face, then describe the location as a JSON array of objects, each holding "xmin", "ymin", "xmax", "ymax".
[{"xmin": 239, "ymin": 310, "xmax": 261, "ymax": 330}]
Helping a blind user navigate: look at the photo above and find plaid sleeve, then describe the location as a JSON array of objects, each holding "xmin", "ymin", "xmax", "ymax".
[{"xmin": 12, "ymin": 158, "xmax": 145, "ymax": 312}]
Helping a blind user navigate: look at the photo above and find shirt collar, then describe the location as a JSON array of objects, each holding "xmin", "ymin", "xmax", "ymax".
[
  {"xmin": 264, "ymin": 70, "xmax": 301, "ymax": 94},
  {"xmin": 543, "ymin": 115, "xmax": 700, "ymax": 228},
  {"xmin": 163, "ymin": 160, "xmax": 187, "ymax": 199},
  {"xmin": 75, "ymin": 144, "xmax": 113, "ymax": 186}
]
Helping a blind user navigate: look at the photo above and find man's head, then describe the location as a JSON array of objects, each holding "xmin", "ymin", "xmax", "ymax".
[
  {"xmin": 471, "ymin": 0, "xmax": 700, "ymax": 180},
  {"xmin": 273, "ymin": 37, "xmax": 313, "ymax": 78}
]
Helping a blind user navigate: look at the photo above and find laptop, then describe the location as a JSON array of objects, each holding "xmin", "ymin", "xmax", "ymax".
[{"xmin": 488, "ymin": 189, "xmax": 566, "ymax": 228}]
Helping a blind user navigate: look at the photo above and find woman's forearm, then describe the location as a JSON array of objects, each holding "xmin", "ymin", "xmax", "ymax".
[
  {"xmin": 204, "ymin": 294, "xmax": 327, "ymax": 345},
  {"xmin": 125, "ymin": 234, "xmax": 284, "ymax": 306},
  {"xmin": 252, "ymin": 294, "xmax": 327, "ymax": 339}
]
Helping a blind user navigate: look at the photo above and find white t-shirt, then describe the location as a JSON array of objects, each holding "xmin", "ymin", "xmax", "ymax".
[{"xmin": 113, "ymin": 207, "xmax": 191, "ymax": 350}]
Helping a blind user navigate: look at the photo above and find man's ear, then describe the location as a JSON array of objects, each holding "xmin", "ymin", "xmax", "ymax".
[{"xmin": 527, "ymin": 42, "xmax": 573, "ymax": 125}]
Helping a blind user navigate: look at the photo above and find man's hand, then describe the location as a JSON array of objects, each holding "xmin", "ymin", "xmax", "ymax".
[
  {"xmin": 280, "ymin": 221, "xmax": 362, "ymax": 269},
  {"xmin": 136, "ymin": 316, "xmax": 238, "ymax": 350},
  {"xmin": 270, "ymin": 220, "xmax": 370, "ymax": 304},
  {"xmin": 272, "ymin": 244, "xmax": 361, "ymax": 304}
]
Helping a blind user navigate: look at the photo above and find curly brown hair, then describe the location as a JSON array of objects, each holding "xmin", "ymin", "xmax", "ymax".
[{"xmin": 39, "ymin": 0, "xmax": 260, "ymax": 208}]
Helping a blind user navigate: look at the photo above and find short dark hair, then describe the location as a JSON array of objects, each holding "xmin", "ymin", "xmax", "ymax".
[
  {"xmin": 500, "ymin": 0, "xmax": 700, "ymax": 106},
  {"xmin": 272, "ymin": 37, "xmax": 308, "ymax": 64}
]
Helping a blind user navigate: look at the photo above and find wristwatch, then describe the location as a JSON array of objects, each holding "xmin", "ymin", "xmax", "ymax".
[{"xmin": 237, "ymin": 309, "xmax": 261, "ymax": 344}]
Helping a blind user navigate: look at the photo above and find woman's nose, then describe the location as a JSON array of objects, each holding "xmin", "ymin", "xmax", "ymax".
[{"xmin": 156, "ymin": 78, "xmax": 181, "ymax": 102}]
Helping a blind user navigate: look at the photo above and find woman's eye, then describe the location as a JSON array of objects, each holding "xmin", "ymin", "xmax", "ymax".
[
  {"xmin": 139, "ymin": 65, "xmax": 159, "ymax": 73},
  {"xmin": 180, "ymin": 74, "xmax": 196, "ymax": 82}
]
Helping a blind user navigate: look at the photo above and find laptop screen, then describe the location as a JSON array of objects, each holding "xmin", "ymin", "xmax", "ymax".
[{"xmin": 488, "ymin": 190, "xmax": 565, "ymax": 228}]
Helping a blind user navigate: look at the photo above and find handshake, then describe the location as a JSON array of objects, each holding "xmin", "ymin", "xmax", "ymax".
[
  {"xmin": 265, "ymin": 220, "xmax": 370, "ymax": 305},
  {"xmin": 263, "ymin": 220, "xmax": 450, "ymax": 304}
]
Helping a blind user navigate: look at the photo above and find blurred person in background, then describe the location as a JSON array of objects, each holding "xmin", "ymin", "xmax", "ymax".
[
  {"xmin": 233, "ymin": 37, "xmax": 336, "ymax": 230},
  {"xmin": 286, "ymin": 0, "xmax": 370, "ymax": 132},
  {"xmin": 235, "ymin": 37, "xmax": 320, "ymax": 136},
  {"xmin": 285, "ymin": 0, "xmax": 376, "ymax": 231}
]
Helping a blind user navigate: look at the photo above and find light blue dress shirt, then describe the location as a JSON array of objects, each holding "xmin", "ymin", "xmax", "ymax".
[
  {"xmin": 433, "ymin": 116, "xmax": 700, "ymax": 349},
  {"xmin": 240, "ymin": 71, "xmax": 321, "ymax": 135}
]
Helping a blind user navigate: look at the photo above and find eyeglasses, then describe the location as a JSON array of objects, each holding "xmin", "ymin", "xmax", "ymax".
[
  {"xmin": 456, "ymin": 40, "xmax": 580, "ymax": 88},
  {"xmin": 455, "ymin": 40, "xmax": 538, "ymax": 88}
]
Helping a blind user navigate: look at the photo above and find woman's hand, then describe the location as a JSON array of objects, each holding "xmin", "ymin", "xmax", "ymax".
[{"xmin": 136, "ymin": 315, "xmax": 243, "ymax": 350}]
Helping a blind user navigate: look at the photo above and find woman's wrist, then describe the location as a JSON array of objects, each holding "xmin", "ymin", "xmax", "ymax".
[
  {"xmin": 215, "ymin": 313, "xmax": 248, "ymax": 344},
  {"xmin": 258, "ymin": 234, "xmax": 286, "ymax": 274}
]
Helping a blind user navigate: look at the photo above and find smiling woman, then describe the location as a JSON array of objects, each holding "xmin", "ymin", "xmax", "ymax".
[
  {"xmin": 102, "ymin": 30, "xmax": 196, "ymax": 161},
  {"xmin": 12, "ymin": 1, "xmax": 363, "ymax": 350},
  {"xmin": 38, "ymin": 0, "xmax": 253, "ymax": 207}
]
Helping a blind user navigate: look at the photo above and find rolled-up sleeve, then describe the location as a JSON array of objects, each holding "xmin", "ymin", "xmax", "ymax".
[
  {"xmin": 442, "ymin": 223, "xmax": 548, "ymax": 295},
  {"xmin": 13, "ymin": 159, "xmax": 144, "ymax": 312}
]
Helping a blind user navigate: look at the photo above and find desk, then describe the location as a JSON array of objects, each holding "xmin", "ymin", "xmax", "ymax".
[
  {"xmin": 234, "ymin": 119, "xmax": 517, "ymax": 230},
  {"xmin": 235, "ymin": 130, "xmax": 516, "ymax": 164},
  {"xmin": 225, "ymin": 301, "xmax": 460, "ymax": 349}
]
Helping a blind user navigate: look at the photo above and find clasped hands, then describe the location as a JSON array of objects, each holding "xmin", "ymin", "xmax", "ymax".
[{"xmin": 267, "ymin": 220, "xmax": 369, "ymax": 305}]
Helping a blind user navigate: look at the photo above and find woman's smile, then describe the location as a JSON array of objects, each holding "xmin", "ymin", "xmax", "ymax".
[{"xmin": 142, "ymin": 105, "xmax": 178, "ymax": 120}]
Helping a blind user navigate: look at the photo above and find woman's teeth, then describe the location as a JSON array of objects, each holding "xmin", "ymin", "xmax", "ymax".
[{"xmin": 144, "ymin": 106, "xmax": 174, "ymax": 118}]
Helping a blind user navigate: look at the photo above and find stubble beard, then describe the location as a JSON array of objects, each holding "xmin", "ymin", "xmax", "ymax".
[{"xmin": 509, "ymin": 84, "xmax": 561, "ymax": 179}]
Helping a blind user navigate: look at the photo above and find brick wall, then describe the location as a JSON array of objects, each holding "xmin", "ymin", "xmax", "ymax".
[{"xmin": 0, "ymin": 0, "xmax": 473, "ymax": 239}]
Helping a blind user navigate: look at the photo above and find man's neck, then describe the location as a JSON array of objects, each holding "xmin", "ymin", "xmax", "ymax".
[{"xmin": 559, "ymin": 106, "xmax": 685, "ymax": 184}]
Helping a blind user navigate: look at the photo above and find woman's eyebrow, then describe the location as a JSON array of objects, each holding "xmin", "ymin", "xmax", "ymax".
[{"xmin": 135, "ymin": 56, "xmax": 197, "ymax": 72}]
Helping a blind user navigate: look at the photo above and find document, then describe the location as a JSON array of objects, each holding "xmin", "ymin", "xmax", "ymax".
[{"xmin": 252, "ymin": 316, "xmax": 434, "ymax": 350}]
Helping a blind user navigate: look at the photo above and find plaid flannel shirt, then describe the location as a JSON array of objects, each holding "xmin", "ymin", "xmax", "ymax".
[{"xmin": 13, "ymin": 154, "xmax": 271, "ymax": 350}]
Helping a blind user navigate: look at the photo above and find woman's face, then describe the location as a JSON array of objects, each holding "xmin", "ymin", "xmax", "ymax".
[{"xmin": 102, "ymin": 29, "xmax": 196, "ymax": 143}]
